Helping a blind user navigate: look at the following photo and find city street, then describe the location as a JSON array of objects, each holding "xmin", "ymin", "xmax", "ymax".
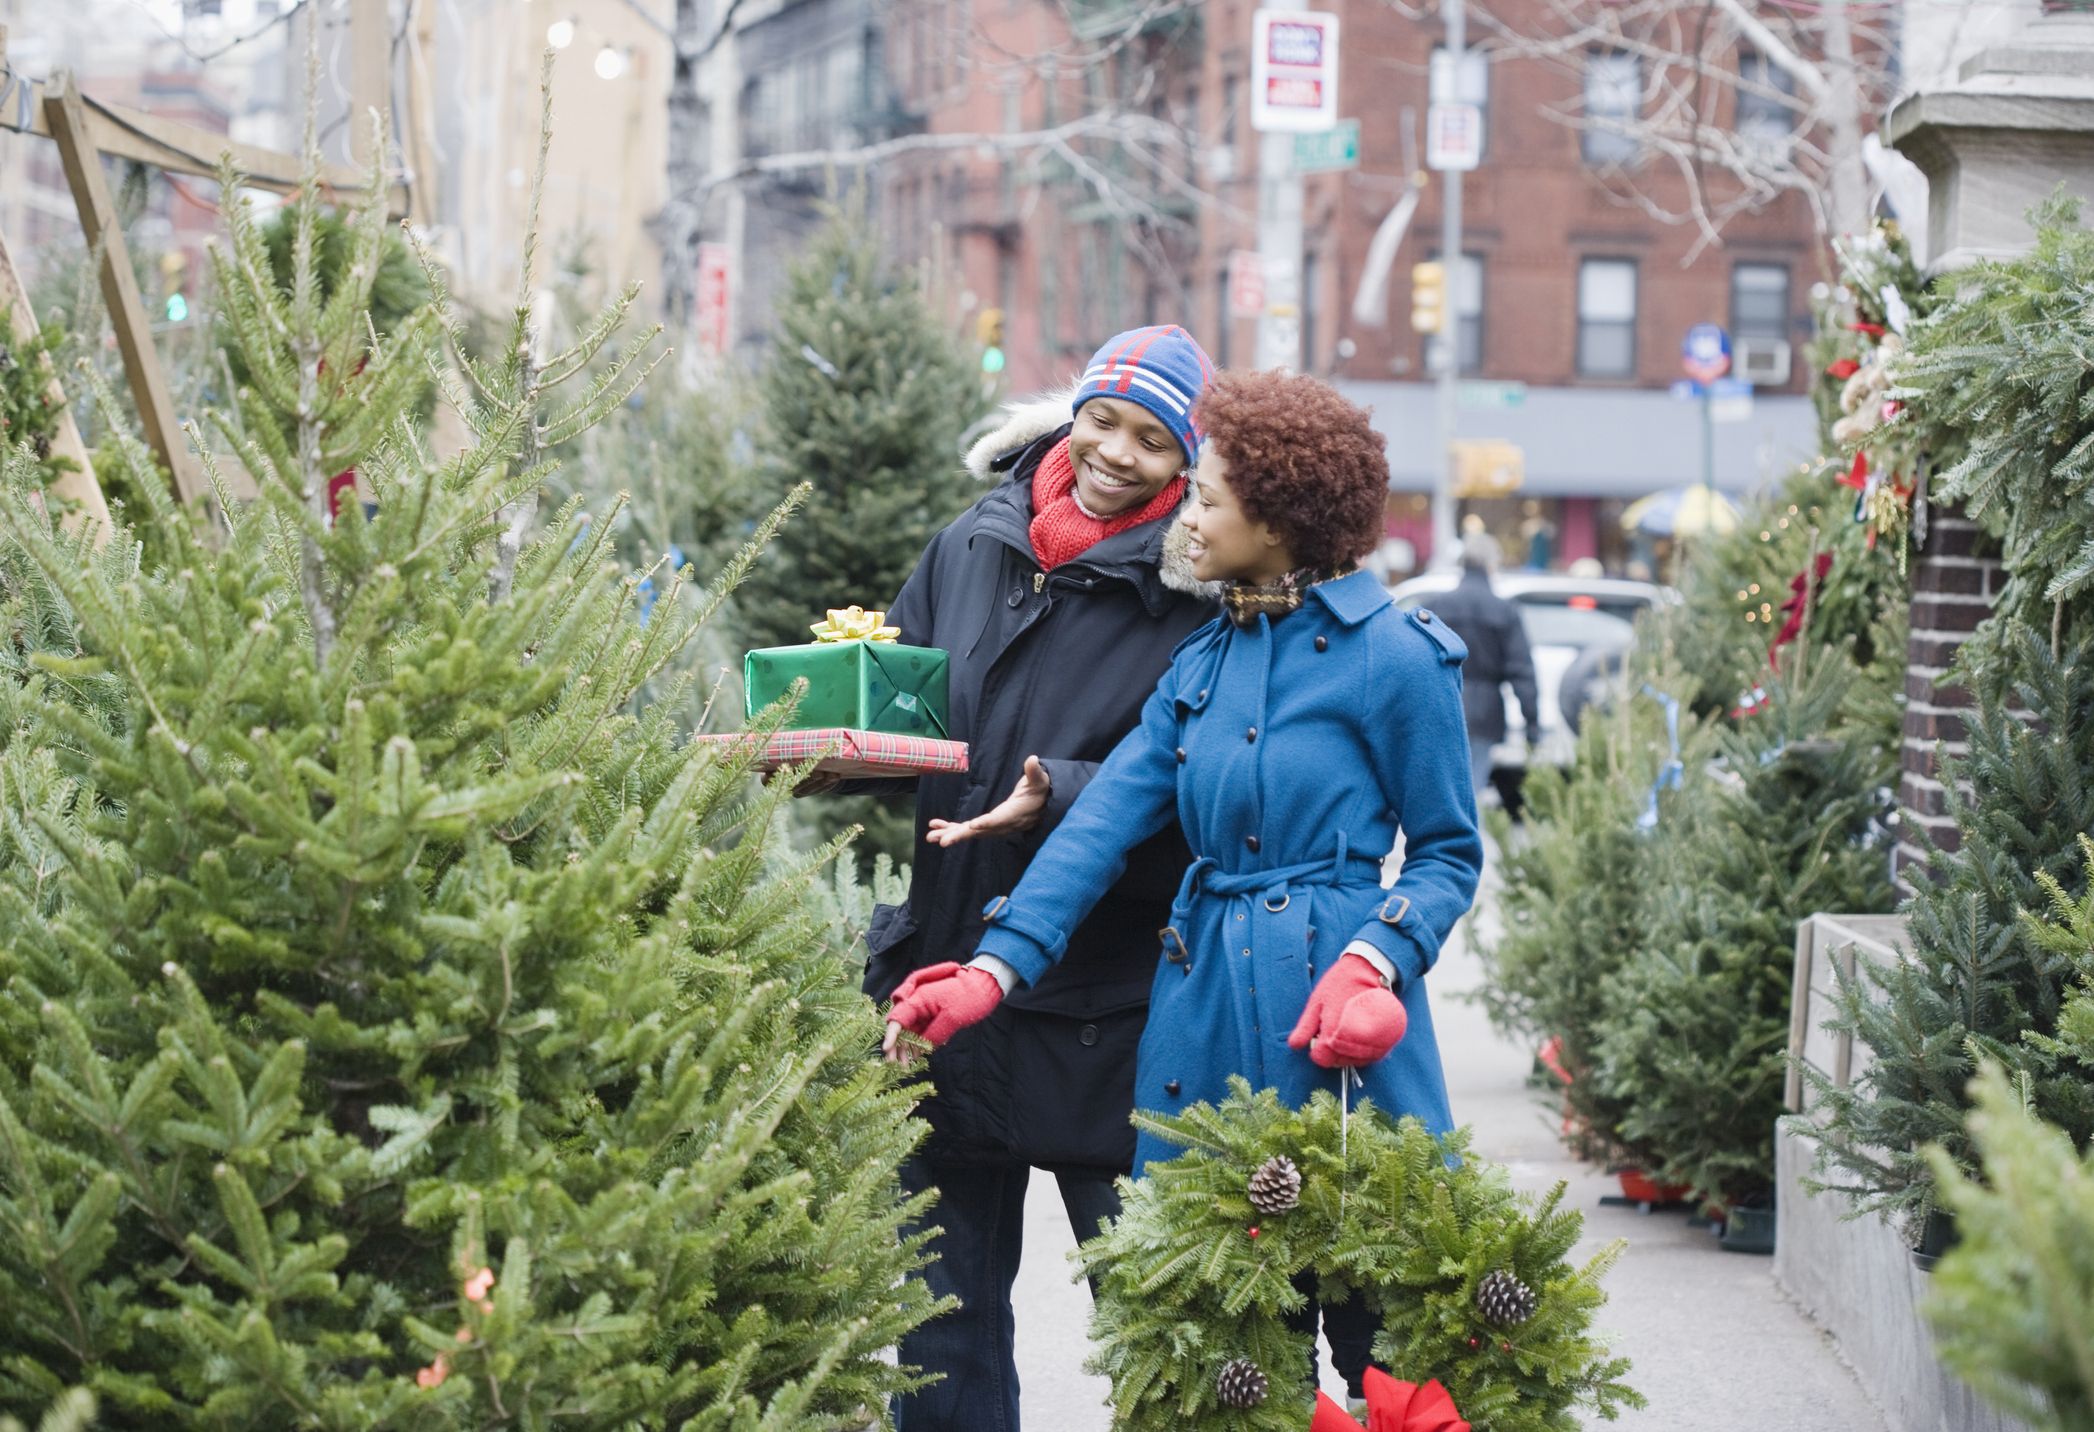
[{"xmin": 1009, "ymin": 852, "xmax": 1890, "ymax": 1431}]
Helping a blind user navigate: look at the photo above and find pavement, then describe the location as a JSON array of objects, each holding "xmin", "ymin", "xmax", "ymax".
[{"xmin": 1004, "ymin": 845, "xmax": 1893, "ymax": 1431}]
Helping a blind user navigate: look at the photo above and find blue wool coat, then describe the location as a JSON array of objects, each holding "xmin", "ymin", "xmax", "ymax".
[{"xmin": 974, "ymin": 569, "xmax": 1486, "ymax": 1173}]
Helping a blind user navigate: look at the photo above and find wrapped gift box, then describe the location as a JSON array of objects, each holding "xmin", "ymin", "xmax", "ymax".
[
  {"xmin": 743, "ymin": 637, "xmax": 950, "ymax": 738},
  {"xmin": 697, "ymin": 728, "xmax": 969, "ymax": 779}
]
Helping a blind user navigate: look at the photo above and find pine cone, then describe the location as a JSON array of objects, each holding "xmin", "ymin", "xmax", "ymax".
[
  {"xmin": 1215, "ymin": 1357, "xmax": 1269, "ymax": 1409},
  {"xmin": 1246, "ymin": 1154, "xmax": 1302, "ymax": 1215},
  {"xmin": 1474, "ymin": 1268, "xmax": 1539, "ymax": 1327}
]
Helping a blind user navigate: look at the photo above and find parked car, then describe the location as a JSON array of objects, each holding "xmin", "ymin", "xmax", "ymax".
[{"xmin": 1388, "ymin": 572, "xmax": 1678, "ymax": 808}]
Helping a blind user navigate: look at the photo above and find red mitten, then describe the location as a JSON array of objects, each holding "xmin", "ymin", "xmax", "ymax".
[
  {"xmin": 1287, "ymin": 953, "xmax": 1408, "ymax": 1068},
  {"xmin": 886, "ymin": 962, "xmax": 1005, "ymax": 1047}
]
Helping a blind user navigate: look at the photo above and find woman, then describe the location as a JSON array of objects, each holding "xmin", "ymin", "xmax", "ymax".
[
  {"xmin": 884, "ymin": 370, "xmax": 1485, "ymax": 1395},
  {"xmin": 842, "ymin": 326, "xmax": 1220, "ymax": 1431}
]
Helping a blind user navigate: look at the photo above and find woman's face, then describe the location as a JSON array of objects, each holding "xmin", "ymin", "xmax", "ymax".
[
  {"xmin": 1066, "ymin": 396, "xmax": 1186, "ymax": 517},
  {"xmin": 1181, "ymin": 448, "xmax": 1293, "ymax": 584}
]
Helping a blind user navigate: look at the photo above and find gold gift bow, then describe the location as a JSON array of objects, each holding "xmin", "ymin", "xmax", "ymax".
[{"xmin": 809, "ymin": 606, "xmax": 902, "ymax": 643}]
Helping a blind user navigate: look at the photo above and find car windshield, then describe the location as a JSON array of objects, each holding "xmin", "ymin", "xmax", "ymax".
[{"xmin": 1518, "ymin": 604, "xmax": 1635, "ymax": 650}]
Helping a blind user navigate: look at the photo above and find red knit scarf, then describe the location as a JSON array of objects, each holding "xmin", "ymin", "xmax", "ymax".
[{"xmin": 1028, "ymin": 436, "xmax": 1185, "ymax": 571}]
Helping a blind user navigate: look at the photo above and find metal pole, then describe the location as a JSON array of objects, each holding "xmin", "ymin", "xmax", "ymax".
[
  {"xmin": 1701, "ymin": 381, "xmax": 1715, "ymax": 513},
  {"xmin": 1430, "ymin": 0, "xmax": 1465, "ymax": 567},
  {"xmin": 1256, "ymin": 129, "xmax": 1304, "ymax": 372}
]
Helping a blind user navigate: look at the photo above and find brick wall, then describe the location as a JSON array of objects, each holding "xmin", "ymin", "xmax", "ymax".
[{"xmin": 1895, "ymin": 508, "xmax": 2003, "ymax": 878}]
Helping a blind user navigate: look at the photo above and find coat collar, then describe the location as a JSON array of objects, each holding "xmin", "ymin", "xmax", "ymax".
[{"xmin": 1307, "ymin": 568, "xmax": 1391, "ymax": 627}]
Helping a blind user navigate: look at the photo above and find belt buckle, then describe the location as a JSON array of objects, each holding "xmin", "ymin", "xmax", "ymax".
[{"xmin": 1159, "ymin": 925, "xmax": 1192, "ymax": 967}]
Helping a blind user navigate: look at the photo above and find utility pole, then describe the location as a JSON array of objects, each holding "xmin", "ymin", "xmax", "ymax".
[{"xmin": 1430, "ymin": 0, "xmax": 1465, "ymax": 568}]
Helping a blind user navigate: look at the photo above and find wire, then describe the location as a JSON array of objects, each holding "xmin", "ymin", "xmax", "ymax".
[{"xmin": 125, "ymin": 0, "xmax": 313, "ymax": 65}]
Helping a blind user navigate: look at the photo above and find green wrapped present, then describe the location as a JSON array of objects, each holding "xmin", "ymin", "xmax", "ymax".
[{"xmin": 743, "ymin": 606, "xmax": 950, "ymax": 738}]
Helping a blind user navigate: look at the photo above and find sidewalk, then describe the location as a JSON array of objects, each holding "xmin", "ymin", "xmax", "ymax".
[{"xmin": 1008, "ymin": 855, "xmax": 1890, "ymax": 1430}]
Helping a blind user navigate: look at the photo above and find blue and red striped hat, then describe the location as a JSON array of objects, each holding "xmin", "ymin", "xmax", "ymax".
[{"xmin": 1074, "ymin": 325, "xmax": 1216, "ymax": 464}]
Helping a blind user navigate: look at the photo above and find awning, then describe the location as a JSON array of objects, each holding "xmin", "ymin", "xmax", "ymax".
[{"xmin": 1333, "ymin": 380, "xmax": 1821, "ymax": 500}]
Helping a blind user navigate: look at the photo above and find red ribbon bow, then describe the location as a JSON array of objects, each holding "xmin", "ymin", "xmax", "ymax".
[{"xmin": 1310, "ymin": 1370, "xmax": 1470, "ymax": 1432}]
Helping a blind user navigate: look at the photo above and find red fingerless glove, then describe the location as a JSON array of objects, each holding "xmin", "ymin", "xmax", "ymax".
[
  {"xmin": 1287, "ymin": 953, "xmax": 1409, "ymax": 1069},
  {"xmin": 887, "ymin": 962, "xmax": 1005, "ymax": 1047}
]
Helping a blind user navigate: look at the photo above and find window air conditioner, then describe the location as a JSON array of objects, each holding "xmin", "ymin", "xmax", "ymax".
[{"xmin": 1735, "ymin": 338, "xmax": 1792, "ymax": 387}]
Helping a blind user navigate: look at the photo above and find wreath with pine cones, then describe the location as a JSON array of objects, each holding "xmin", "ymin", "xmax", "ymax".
[{"xmin": 1077, "ymin": 1078, "xmax": 1642, "ymax": 1431}]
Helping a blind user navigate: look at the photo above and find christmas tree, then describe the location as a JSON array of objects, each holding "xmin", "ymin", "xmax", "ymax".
[
  {"xmin": 0, "ymin": 91, "xmax": 943, "ymax": 1426},
  {"xmin": 1594, "ymin": 657, "xmax": 1896, "ymax": 1207},
  {"xmin": 1923, "ymin": 1064, "xmax": 2094, "ymax": 1432},
  {"xmin": 1803, "ymin": 629, "xmax": 2094, "ymax": 1224},
  {"xmin": 734, "ymin": 205, "xmax": 984, "ymax": 652},
  {"xmin": 1079, "ymin": 1079, "xmax": 1640, "ymax": 1432},
  {"xmin": 1477, "ymin": 707, "xmax": 1672, "ymax": 1174}
]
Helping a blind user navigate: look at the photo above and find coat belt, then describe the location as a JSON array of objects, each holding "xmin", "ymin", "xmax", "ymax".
[{"xmin": 1158, "ymin": 839, "xmax": 1383, "ymax": 973}]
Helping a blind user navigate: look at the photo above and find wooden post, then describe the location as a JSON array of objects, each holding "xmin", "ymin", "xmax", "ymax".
[
  {"xmin": 350, "ymin": 0, "xmax": 391, "ymax": 167},
  {"xmin": 0, "ymin": 225, "xmax": 113, "ymax": 545},
  {"xmin": 42, "ymin": 70, "xmax": 206, "ymax": 505}
]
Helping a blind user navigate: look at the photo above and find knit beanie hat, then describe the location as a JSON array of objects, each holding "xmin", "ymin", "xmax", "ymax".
[{"xmin": 1074, "ymin": 325, "xmax": 1216, "ymax": 464}]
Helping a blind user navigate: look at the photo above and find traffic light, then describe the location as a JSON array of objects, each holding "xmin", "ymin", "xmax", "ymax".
[
  {"xmin": 1409, "ymin": 261, "xmax": 1445, "ymax": 335},
  {"xmin": 977, "ymin": 306, "xmax": 1006, "ymax": 375},
  {"xmin": 161, "ymin": 251, "xmax": 191, "ymax": 324}
]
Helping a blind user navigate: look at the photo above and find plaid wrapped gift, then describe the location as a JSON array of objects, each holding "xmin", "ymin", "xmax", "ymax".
[{"xmin": 696, "ymin": 727, "xmax": 969, "ymax": 779}]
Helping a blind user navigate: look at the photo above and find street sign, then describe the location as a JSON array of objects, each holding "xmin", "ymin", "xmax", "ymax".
[
  {"xmin": 1251, "ymin": 10, "xmax": 1340, "ymax": 133},
  {"xmin": 1681, "ymin": 322, "xmax": 1731, "ymax": 383},
  {"xmin": 1709, "ymin": 376, "xmax": 1754, "ymax": 424},
  {"xmin": 1450, "ymin": 439, "xmax": 1524, "ymax": 498},
  {"xmin": 695, "ymin": 242, "xmax": 732, "ymax": 357},
  {"xmin": 1293, "ymin": 118, "xmax": 1361, "ymax": 174},
  {"xmin": 1426, "ymin": 103, "xmax": 1482, "ymax": 171},
  {"xmin": 1458, "ymin": 380, "xmax": 1527, "ymax": 409},
  {"xmin": 1228, "ymin": 249, "xmax": 1268, "ymax": 319}
]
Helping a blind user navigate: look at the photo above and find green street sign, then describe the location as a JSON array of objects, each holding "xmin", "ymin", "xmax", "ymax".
[
  {"xmin": 1293, "ymin": 119, "xmax": 1360, "ymax": 174},
  {"xmin": 1458, "ymin": 380, "xmax": 1527, "ymax": 409}
]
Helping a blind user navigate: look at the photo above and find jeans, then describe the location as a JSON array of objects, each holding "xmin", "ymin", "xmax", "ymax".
[{"xmin": 892, "ymin": 1154, "xmax": 1123, "ymax": 1432}]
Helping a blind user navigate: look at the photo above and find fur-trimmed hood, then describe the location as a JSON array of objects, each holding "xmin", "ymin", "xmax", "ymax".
[{"xmin": 963, "ymin": 386, "xmax": 1214, "ymax": 598}]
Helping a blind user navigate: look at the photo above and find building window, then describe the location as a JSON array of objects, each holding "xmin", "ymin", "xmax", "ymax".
[
  {"xmin": 1736, "ymin": 49, "xmax": 1797, "ymax": 154},
  {"xmin": 1430, "ymin": 46, "xmax": 1489, "ymax": 158},
  {"xmin": 1214, "ymin": 268, "xmax": 1233, "ymax": 369},
  {"xmin": 1301, "ymin": 247, "xmax": 1321, "ymax": 373},
  {"xmin": 1731, "ymin": 262, "xmax": 1790, "ymax": 342},
  {"xmin": 1427, "ymin": 252, "xmax": 1484, "ymax": 375},
  {"xmin": 1582, "ymin": 52, "xmax": 1640, "ymax": 165},
  {"xmin": 1577, "ymin": 259, "xmax": 1637, "ymax": 378}
]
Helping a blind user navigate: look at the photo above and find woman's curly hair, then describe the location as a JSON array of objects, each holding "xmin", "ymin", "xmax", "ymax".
[{"xmin": 1193, "ymin": 371, "xmax": 1390, "ymax": 572}]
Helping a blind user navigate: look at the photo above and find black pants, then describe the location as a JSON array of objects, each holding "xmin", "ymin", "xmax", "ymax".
[
  {"xmin": 1286, "ymin": 1275, "xmax": 1381, "ymax": 1399},
  {"xmin": 891, "ymin": 1153, "xmax": 1123, "ymax": 1432}
]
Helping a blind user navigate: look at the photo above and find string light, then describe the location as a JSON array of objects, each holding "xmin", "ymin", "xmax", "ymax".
[
  {"xmin": 594, "ymin": 45, "xmax": 627, "ymax": 79},
  {"xmin": 547, "ymin": 18, "xmax": 575, "ymax": 48}
]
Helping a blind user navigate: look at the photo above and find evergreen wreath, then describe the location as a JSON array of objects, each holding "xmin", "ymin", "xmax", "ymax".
[{"xmin": 1079, "ymin": 1079, "xmax": 1642, "ymax": 1432}]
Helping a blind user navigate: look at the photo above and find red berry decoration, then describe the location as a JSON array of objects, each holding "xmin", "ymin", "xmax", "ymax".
[
  {"xmin": 1247, "ymin": 1226, "xmax": 1260, "ymax": 1239},
  {"xmin": 1467, "ymin": 1338, "xmax": 1480, "ymax": 1349}
]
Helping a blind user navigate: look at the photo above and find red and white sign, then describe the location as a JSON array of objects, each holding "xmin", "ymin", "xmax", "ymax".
[
  {"xmin": 1426, "ymin": 103, "xmax": 1482, "ymax": 171},
  {"xmin": 1251, "ymin": 9, "xmax": 1340, "ymax": 133},
  {"xmin": 695, "ymin": 242, "xmax": 733, "ymax": 357},
  {"xmin": 1228, "ymin": 249, "xmax": 1268, "ymax": 318}
]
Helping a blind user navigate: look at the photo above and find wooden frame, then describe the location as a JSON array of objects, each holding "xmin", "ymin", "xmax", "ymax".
[
  {"xmin": 0, "ymin": 18, "xmax": 406, "ymax": 536},
  {"xmin": 1785, "ymin": 912, "xmax": 1910, "ymax": 1113}
]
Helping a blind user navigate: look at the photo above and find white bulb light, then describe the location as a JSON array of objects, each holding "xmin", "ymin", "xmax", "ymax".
[
  {"xmin": 546, "ymin": 18, "xmax": 575, "ymax": 48},
  {"xmin": 594, "ymin": 45, "xmax": 625, "ymax": 79}
]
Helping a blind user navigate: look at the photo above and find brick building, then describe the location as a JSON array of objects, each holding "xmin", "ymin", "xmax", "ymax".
[{"xmin": 878, "ymin": 0, "xmax": 1829, "ymax": 572}]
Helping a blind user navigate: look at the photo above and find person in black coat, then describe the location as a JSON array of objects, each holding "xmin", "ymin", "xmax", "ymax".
[
  {"xmin": 1423, "ymin": 532, "xmax": 1540, "ymax": 796},
  {"xmin": 828, "ymin": 326, "xmax": 1218, "ymax": 1430}
]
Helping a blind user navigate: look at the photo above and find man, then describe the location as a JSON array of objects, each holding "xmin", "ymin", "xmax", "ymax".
[
  {"xmin": 1426, "ymin": 533, "xmax": 1540, "ymax": 798},
  {"xmin": 834, "ymin": 326, "xmax": 1219, "ymax": 1429}
]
